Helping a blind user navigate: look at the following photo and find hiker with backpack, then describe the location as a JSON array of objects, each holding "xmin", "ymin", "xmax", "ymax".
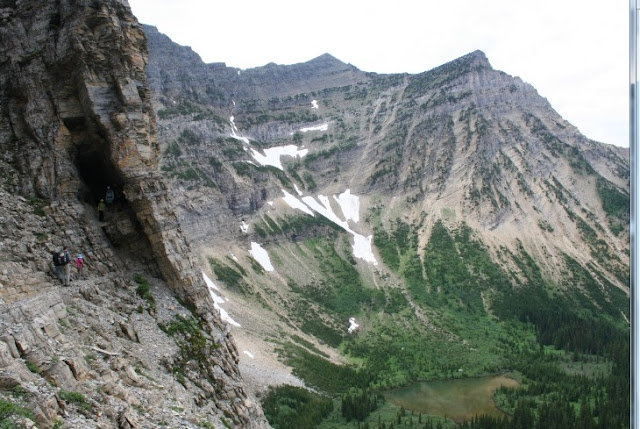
[
  {"xmin": 52, "ymin": 246, "xmax": 72, "ymax": 286},
  {"xmin": 52, "ymin": 251, "xmax": 64, "ymax": 282}
]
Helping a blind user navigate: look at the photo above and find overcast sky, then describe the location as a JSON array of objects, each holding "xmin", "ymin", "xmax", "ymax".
[{"xmin": 128, "ymin": 0, "xmax": 628, "ymax": 148}]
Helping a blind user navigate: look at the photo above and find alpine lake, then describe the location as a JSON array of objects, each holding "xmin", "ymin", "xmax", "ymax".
[{"xmin": 383, "ymin": 375, "xmax": 519, "ymax": 423}]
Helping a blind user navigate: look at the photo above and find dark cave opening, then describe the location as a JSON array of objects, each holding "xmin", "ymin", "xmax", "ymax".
[
  {"xmin": 74, "ymin": 143, "xmax": 124, "ymax": 206},
  {"xmin": 73, "ymin": 139, "xmax": 159, "ymax": 273}
]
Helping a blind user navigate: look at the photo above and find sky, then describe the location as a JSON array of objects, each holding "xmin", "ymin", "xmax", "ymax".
[{"xmin": 127, "ymin": 0, "xmax": 628, "ymax": 148}]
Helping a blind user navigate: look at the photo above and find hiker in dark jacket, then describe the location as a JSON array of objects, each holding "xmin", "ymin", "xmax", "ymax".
[
  {"xmin": 52, "ymin": 247, "xmax": 72, "ymax": 285},
  {"xmin": 105, "ymin": 186, "xmax": 115, "ymax": 208},
  {"xmin": 52, "ymin": 251, "xmax": 64, "ymax": 282}
]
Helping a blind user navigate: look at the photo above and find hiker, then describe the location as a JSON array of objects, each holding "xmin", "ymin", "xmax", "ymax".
[
  {"xmin": 52, "ymin": 247, "xmax": 72, "ymax": 285},
  {"xmin": 62, "ymin": 246, "xmax": 72, "ymax": 286},
  {"xmin": 52, "ymin": 251, "xmax": 64, "ymax": 282},
  {"xmin": 98, "ymin": 199, "xmax": 106, "ymax": 221},
  {"xmin": 75, "ymin": 253, "xmax": 85, "ymax": 280},
  {"xmin": 105, "ymin": 186, "xmax": 115, "ymax": 209}
]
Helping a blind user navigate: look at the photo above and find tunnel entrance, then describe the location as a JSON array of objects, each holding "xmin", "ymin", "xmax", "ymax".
[
  {"xmin": 73, "ymin": 139, "xmax": 161, "ymax": 273},
  {"xmin": 74, "ymin": 135, "xmax": 160, "ymax": 275},
  {"xmin": 75, "ymin": 142, "xmax": 124, "ymax": 205}
]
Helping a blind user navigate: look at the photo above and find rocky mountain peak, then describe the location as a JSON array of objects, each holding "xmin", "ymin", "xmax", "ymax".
[
  {"xmin": 460, "ymin": 49, "xmax": 492, "ymax": 67},
  {"xmin": 305, "ymin": 52, "xmax": 353, "ymax": 69}
]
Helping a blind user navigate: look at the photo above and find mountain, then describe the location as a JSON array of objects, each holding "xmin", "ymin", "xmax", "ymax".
[
  {"xmin": 0, "ymin": 2, "xmax": 629, "ymax": 429},
  {"xmin": 142, "ymin": 24, "xmax": 630, "ymax": 427}
]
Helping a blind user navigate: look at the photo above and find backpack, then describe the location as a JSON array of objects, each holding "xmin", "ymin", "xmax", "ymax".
[{"xmin": 53, "ymin": 251, "xmax": 68, "ymax": 266}]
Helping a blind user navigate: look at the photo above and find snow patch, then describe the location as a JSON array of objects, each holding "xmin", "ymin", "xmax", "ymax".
[
  {"xmin": 243, "ymin": 350, "xmax": 255, "ymax": 359},
  {"xmin": 229, "ymin": 116, "xmax": 250, "ymax": 144},
  {"xmin": 202, "ymin": 271, "xmax": 219, "ymax": 291},
  {"xmin": 279, "ymin": 190, "xmax": 378, "ymax": 266},
  {"xmin": 302, "ymin": 195, "xmax": 350, "ymax": 231},
  {"xmin": 249, "ymin": 242, "xmax": 275, "ymax": 272},
  {"xmin": 352, "ymin": 234, "xmax": 378, "ymax": 266},
  {"xmin": 218, "ymin": 306, "xmax": 241, "ymax": 327},
  {"xmin": 202, "ymin": 271, "xmax": 241, "ymax": 327},
  {"xmin": 282, "ymin": 190, "xmax": 315, "ymax": 216},
  {"xmin": 249, "ymin": 145, "xmax": 308, "ymax": 170},
  {"xmin": 311, "ymin": 100, "xmax": 319, "ymax": 109},
  {"xmin": 229, "ymin": 252, "xmax": 238, "ymax": 262},
  {"xmin": 348, "ymin": 317, "xmax": 359, "ymax": 334},
  {"xmin": 299, "ymin": 123, "xmax": 328, "ymax": 133},
  {"xmin": 240, "ymin": 221, "xmax": 249, "ymax": 233},
  {"xmin": 294, "ymin": 183, "xmax": 304, "ymax": 196},
  {"xmin": 334, "ymin": 189, "xmax": 360, "ymax": 223}
]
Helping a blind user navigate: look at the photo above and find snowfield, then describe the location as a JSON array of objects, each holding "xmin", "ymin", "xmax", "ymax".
[
  {"xmin": 228, "ymin": 115, "xmax": 308, "ymax": 170},
  {"xmin": 249, "ymin": 145, "xmax": 308, "ymax": 170},
  {"xmin": 281, "ymin": 188, "xmax": 378, "ymax": 265},
  {"xmin": 249, "ymin": 242, "xmax": 275, "ymax": 272},
  {"xmin": 226, "ymin": 110, "xmax": 376, "ymax": 267},
  {"xmin": 202, "ymin": 271, "xmax": 241, "ymax": 327},
  {"xmin": 334, "ymin": 189, "xmax": 360, "ymax": 223}
]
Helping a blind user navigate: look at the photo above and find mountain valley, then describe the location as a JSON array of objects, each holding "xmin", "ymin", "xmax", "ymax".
[{"xmin": 0, "ymin": 1, "xmax": 629, "ymax": 428}]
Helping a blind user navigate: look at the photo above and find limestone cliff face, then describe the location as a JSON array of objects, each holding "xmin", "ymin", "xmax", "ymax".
[{"xmin": 0, "ymin": 1, "xmax": 266, "ymax": 427}]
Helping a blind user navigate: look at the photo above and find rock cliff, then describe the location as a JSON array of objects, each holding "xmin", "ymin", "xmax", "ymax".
[{"xmin": 0, "ymin": 0, "xmax": 266, "ymax": 427}]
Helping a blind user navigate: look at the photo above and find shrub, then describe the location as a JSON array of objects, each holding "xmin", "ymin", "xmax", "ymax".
[
  {"xmin": 134, "ymin": 274, "xmax": 155, "ymax": 310},
  {"xmin": 58, "ymin": 390, "xmax": 90, "ymax": 411}
]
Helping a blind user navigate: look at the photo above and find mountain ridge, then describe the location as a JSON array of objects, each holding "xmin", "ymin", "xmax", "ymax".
[{"xmin": 0, "ymin": 5, "xmax": 629, "ymax": 428}]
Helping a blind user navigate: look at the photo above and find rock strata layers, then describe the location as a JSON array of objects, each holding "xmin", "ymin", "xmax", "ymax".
[{"xmin": 0, "ymin": 0, "xmax": 266, "ymax": 427}]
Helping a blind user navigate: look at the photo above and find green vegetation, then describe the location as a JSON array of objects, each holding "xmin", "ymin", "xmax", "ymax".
[
  {"xmin": 274, "ymin": 217, "xmax": 627, "ymax": 428},
  {"xmin": 231, "ymin": 162, "xmax": 291, "ymax": 186},
  {"xmin": 160, "ymin": 128, "xmax": 218, "ymax": 188},
  {"xmin": 259, "ymin": 204, "xmax": 628, "ymax": 429},
  {"xmin": 254, "ymin": 213, "xmax": 344, "ymax": 239},
  {"xmin": 156, "ymin": 101, "xmax": 226, "ymax": 124},
  {"xmin": 164, "ymin": 142, "xmax": 182, "ymax": 158},
  {"xmin": 159, "ymin": 314, "xmax": 219, "ymax": 385},
  {"xmin": 207, "ymin": 257, "xmax": 248, "ymax": 293},
  {"xmin": 340, "ymin": 388, "xmax": 383, "ymax": 422},
  {"xmin": 303, "ymin": 139, "xmax": 357, "ymax": 167},
  {"xmin": 134, "ymin": 274, "xmax": 156, "ymax": 311},
  {"xmin": 0, "ymin": 398, "xmax": 34, "ymax": 428},
  {"xmin": 58, "ymin": 390, "xmax": 90, "ymax": 411},
  {"xmin": 27, "ymin": 196, "xmax": 46, "ymax": 216},
  {"xmin": 303, "ymin": 171, "xmax": 317, "ymax": 190},
  {"xmin": 538, "ymin": 219, "xmax": 554, "ymax": 232},
  {"xmin": 25, "ymin": 361, "xmax": 41, "ymax": 374},
  {"xmin": 177, "ymin": 129, "xmax": 202, "ymax": 146},
  {"xmin": 262, "ymin": 385, "xmax": 334, "ymax": 429},
  {"xmin": 280, "ymin": 343, "xmax": 369, "ymax": 394},
  {"xmin": 596, "ymin": 177, "xmax": 629, "ymax": 220},
  {"xmin": 296, "ymin": 238, "xmax": 382, "ymax": 317}
]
